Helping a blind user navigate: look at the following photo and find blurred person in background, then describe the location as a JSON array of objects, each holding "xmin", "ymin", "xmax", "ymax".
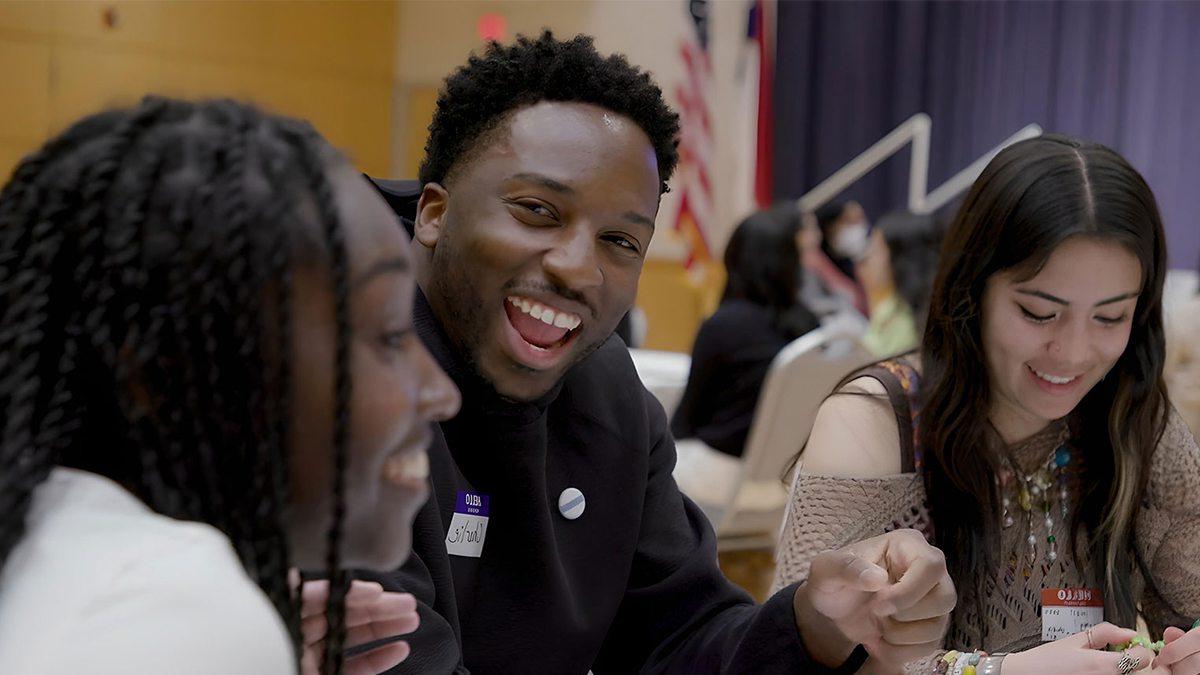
[
  {"xmin": 0, "ymin": 97, "xmax": 460, "ymax": 674},
  {"xmin": 855, "ymin": 210, "xmax": 945, "ymax": 357},
  {"xmin": 671, "ymin": 205, "xmax": 820, "ymax": 501},
  {"xmin": 1164, "ymin": 259, "xmax": 1200, "ymax": 437},
  {"xmin": 800, "ymin": 201, "xmax": 870, "ymax": 318}
]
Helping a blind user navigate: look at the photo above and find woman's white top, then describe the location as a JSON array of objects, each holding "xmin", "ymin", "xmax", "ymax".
[{"xmin": 0, "ymin": 467, "xmax": 295, "ymax": 674}]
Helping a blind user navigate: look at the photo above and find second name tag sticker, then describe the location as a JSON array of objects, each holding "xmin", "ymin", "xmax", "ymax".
[{"xmin": 445, "ymin": 490, "xmax": 489, "ymax": 558}]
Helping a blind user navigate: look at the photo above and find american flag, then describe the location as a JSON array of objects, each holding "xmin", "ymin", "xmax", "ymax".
[{"xmin": 672, "ymin": 0, "xmax": 716, "ymax": 270}]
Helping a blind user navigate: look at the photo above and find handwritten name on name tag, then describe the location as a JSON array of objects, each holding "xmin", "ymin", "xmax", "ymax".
[
  {"xmin": 1041, "ymin": 587, "xmax": 1103, "ymax": 642},
  {"xmin": 446, "ymin": 491, "xmax": 489, "ymax": 558}
]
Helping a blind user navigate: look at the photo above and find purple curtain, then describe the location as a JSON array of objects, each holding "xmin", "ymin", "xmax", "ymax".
[{"xmin": 774, "ymin": 0, "xmax": 1200, "ymax": 269}]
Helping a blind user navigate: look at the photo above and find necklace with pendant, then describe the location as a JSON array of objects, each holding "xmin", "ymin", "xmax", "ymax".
[{"xmin": 997, "ymin": 439, "xmax": 1072, "ymax": 573}]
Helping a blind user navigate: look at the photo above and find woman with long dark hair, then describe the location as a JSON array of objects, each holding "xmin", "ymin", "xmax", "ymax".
[
  {"xmin": 671, "ymin": 205, "xmax": 819, "ymax": 458},
  {"xmin": 670, "ymin": 205, "xmax": 819, "ymax": 506},
  {"xmin": 773, "ymin": 135, "xmax": 1200, "ymax": 674},
  {"xmin": 0, "ymin": 98, "xmax": 460, "ymax": 673}
]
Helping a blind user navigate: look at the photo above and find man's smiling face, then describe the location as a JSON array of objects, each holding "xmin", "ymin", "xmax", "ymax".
[{"xmin": 413, "ymin": 101, "xmax": 661, "ymax": 401}]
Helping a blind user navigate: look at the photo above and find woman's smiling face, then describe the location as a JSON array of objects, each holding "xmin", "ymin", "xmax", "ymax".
[{"xmin": 980, "ymin": 235, "xmax": 1141, "ymax": 443}]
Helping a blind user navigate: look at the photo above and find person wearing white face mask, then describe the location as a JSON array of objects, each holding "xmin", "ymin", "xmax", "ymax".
[
  {"xmin": 802, "ymin": 202, "xmax": 932, "ymax": 356},
  {"xmin": 799, "ymin": 202, "xmax": 872, "ymax": 319},
  {"xmin": 828, "ymin": 207, "xmax": 873, "ymax": 263}
]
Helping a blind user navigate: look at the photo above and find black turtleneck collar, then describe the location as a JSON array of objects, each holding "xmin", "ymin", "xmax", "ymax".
[{"xmin": 413, "ymin": 287, "xmax": 565, "ymax": 423}]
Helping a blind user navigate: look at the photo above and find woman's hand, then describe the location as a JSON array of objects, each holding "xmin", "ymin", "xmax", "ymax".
[
  {"xmin": 1154, "ymin": 625, "xmax": 1200, "ymax": 674},
  {"xmin": 298, "ymin": 577, "xmax": 420, "ymax": 675},
  {"xmin": 1001, "ymin": 623, "xmax": 1156, "ymax": 674}
]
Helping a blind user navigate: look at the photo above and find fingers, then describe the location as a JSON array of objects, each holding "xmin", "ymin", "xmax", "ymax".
[
  {"xmin": 302, "ymin": 581, "xmax": 414, "ymax": 623},
  {"xmin": 805, "ymin": 549, "xmax": 888, "ymax": 623},
  {"xmin": 343, "ymin": 593, "xmax": 418, "ymax": 627},
  {"xmin": 1157, "ymin": 626, "xmax": 1200, "ymax": 668},
  {"xmin": 873, "ymin": 531, "xmax": 952, "ymax": 619},
  {"xmin": 1124, "ymin": 646, "xmax": 1156, "ymax": 672},
  {"xmin": 1067, "ymin": 621, "xmax": 1137, "ymax": 649},
  {"xmin": 864, "ymin": 638, "xmax": 944, "ymax": 673},
  {"xmin": 306, "ymin": 638, "xmax": 413, "ymax": 675},
  {"xmin": 1078, "ymin": 645, "xmax": 1155, "ymax": 674},
  {"xmin": 809, "ymin": 530, "xmax": 953, "ymax": 636},
  {"xmin": 300, "ymin": 645, "xmax": 320, "ymax": 675},
  {"xmin": 301, "ymin": 579, "xmax": 333, "ymax": 616},
  {"xmin": 873, "ymin": 555, "xmax": 936, "ymax": 613},
  {"xmin": 302, "ymin": 580, "xmax": 386, "ymax": 618},
  {"xmin": 874, "ymin": 557, "xmax": 954, "ymax": 648},
  {"xmin": 305, "ymin": 610, "xmax": 421, "ymax": 648},
  {"xmin": 1165, "ymin": 651, "xmax": 1200, "ymax": 675},
  {"xmin": 344, "ymin": 640, "xmax": 411, "ymax": 675},
  {"xmin": 809, "ymin": 548, "xmax": 889, "ymax": 595},
  {"xmin": 303, "ymin": 608, "xmax": 420, "ymax": 648},
  {"xmin": 889, "ymin": 576, "xmax": 957, "ymax": 622},
  {"xmin": 878, "ymin": 613, "xmax": 950, "ymax": 647},
  {"xmin": 875, "ymin": 553, "xmax": 951, "ymax": 618},
  {"xmin": 301, "ymin": 588, "xmax": 418, "ymax": 647},
  {"xmin": 345, "ymin": 616, "xmax": 421, "ymax": 648}
]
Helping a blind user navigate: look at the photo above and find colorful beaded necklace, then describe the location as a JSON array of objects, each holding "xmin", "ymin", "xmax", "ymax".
[{"xmin": 996, "ymin": 431, "xmax": 1073, "ymax": 568}]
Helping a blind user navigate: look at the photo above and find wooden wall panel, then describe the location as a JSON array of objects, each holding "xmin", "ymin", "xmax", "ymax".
[{"xmin": 0, "ymin": 0, "xmax": 397, "ymax": 179}]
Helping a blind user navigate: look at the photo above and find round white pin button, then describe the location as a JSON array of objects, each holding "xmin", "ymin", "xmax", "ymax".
[{"xmin": 558, "ymin": 487, "xmax": 585, "ymax": 520}]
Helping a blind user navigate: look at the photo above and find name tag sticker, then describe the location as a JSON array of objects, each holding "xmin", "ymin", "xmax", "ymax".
[
  {"xmin": 1041, "ymin": 587, "xmax": 1103, "ymax": 642},
  {"xmin": 445, "ymin": 491, "xmax": 489, "ymax": 558}
]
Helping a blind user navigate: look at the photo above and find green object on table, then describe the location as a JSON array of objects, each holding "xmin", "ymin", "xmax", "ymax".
[
  {"xmin": 1112, "ymin": 636, "xmax": 1168, "ymax": 653},
  {"xmin": 1110, "ymin": 623, "xmax": 1200, "ymax": 655}
]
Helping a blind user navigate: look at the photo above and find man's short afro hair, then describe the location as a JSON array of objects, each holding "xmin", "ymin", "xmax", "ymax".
[{"xmin": 418, "ymin": 31, "xmax": 681, "ymax": 194}]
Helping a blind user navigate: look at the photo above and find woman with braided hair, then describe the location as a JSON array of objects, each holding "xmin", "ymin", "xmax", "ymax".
[{"xmin": 0, "ymin": 97, "xmax": 460, "ymax": 674}]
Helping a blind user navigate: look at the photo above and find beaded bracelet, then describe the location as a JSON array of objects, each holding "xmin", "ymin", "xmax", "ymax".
[
  {"xmin": 935, "ymin": 650, "xmax": 987, "ymax": 675},
  {"xmin": 976, "ymin": 655, "xmax": 1006, "ymax": 675},
  {"xmin": 930, "ymin": 620, "xmax": 1200, "ymax": 675}
]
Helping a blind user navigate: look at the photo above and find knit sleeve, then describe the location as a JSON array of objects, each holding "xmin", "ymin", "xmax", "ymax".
[
  {"xmin": 1136, "ymin": 406, "xmax": 1200, "ymax": 635},
  {"xmin": 770, "ymin": 471, "xmax": 929, "ymax": 595}
]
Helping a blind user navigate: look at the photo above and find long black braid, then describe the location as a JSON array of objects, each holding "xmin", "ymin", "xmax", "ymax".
[
  {"xmin": 0, "ymin": 97, "xmax": 353, "ymax": 670},
  {"xmin": 275, "ymin": 116, "xmax": 355, "ymax": 675}
]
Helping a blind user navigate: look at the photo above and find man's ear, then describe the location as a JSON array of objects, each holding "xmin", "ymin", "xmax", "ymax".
[{"xmin": 415, "ymin": 183, "xmax": 449, "ymax": 249}]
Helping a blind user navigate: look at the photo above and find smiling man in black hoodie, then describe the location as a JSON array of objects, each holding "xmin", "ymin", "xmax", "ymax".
[{"xmin": 363, "ymin": 32, "xmax": 955, "ymax": 674}]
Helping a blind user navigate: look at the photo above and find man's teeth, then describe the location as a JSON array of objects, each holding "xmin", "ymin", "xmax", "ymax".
[
  {"xmin": 1032, "ymin": 367, "xmax": 1077, "ymax": 385},
  {"xmin": 507, "ymin": 296, "xmax": 582, "ymax": 331}
]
